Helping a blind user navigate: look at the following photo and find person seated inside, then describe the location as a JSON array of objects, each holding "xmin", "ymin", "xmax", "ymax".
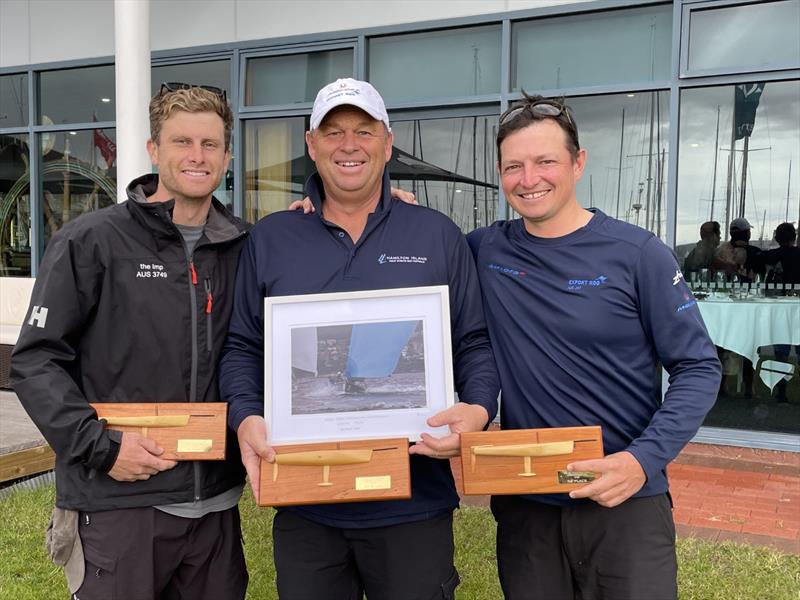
[
  {"xmin": 712, "ymin": 217, "xmax": 764, "ymax": 283},
  {"xmin": 684, "ymin": 220, "xmax": 721, "ymax": 273},
  {"xmin": 754, "ymin": 222, "xmax": 800, "ymax": 288}
]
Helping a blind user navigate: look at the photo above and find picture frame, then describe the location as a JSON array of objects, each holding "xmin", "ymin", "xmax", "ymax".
[{"xmin": 264, "ymin": 285, "xmax": 455, "ymax": 445}]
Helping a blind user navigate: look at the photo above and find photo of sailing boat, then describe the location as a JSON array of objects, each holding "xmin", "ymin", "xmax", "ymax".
[{"xmin": 290, "ymin": 320, "xmax": 427, "ymax": 415}]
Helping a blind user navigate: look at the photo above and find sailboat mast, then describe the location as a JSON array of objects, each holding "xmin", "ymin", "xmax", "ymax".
[
  {"xmin": 739, "ymin": 135, "xmax": 750, "ymax": 218},
  {"xmin": 710, "ymin": 105, "xmax": 721, "ymax": 221},
  {"xmin": 724, "ymin": 90, "xmax": 737, "ymax": 240},
  {"xmin": 616, "ymin": 108, "xmax": 625, "ymax": 220},
  {"xmin": 645, "ymin": 92, "xmax": 655, "ymax": 231},
  {"xmin": 786, "ymin": 160, "xmax": 792, "ymax": 223}
]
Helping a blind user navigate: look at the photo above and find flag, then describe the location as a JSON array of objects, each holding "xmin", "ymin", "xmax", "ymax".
[
  {"xmin": 734, "ymin": 83, "xmax": 765, "ymax": 140},
  {"xmin": 92, "ymin": 113, "xmax": 117, "ymax": 168}
]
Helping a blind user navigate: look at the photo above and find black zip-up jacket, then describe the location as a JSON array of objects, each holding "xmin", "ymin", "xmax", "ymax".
[{"xmin": 10, "ymin": 174, "xmax": 248, "ymax": 511}]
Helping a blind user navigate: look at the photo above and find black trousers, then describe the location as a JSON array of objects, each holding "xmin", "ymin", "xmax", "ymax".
[
  {"xmin": 74, "ymin": 506, "xmax": 247, "ymax": 600},
  {"xmin": 272, "ymin": 509, "xmax": 459, "ymax": 600},
  {"xmin": 491, "ymin": 494, "xmax": 677, "ymax": 600}
]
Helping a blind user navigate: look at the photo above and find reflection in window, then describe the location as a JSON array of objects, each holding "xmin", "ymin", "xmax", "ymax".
[
  {"xmin": 244, "ymin": 117, "xmax": 311, "ymax": 223},
  {"xmin": 391, "ymin": 116, "xmax": 499, "ymax": 232},
  {"xmin": 677, "ymin": 80, "xmax": 800, "ymax": 434},
  {"xmin": 0, "ymin": 73, "xmax": 28, "ymax": 128},
  {"xmin": 564, "ymin": 92, "xmax": 670, "ymax": 239},
  {"xmin": 151, "ymin": 60, "xmax": 230, "ymax": 96},
  {"xmin": 677, "ymin": 81, "xmax": 800, "ymax": 251},
  {"xmin": 369, "ymin": 26, "xmax": 501, "ymax": 102},
  {"xmin": 40, "ymin": 129, "xmax": 117, "ymax": 247},
  {"xmin": 687, "ymin": 0, "xmax": 800, "ymax": 73},
  {"xmin": 245, "ymin": 50, "xmax": 353, "ymax": 106},
  {"xmin": 0, "ymin": 134, "xmax": 31, "ymax": 276},
  {"xmin": 513, "ymin": 5, "xmax": 671, "ymax": 91},
  {"xmin": 39, "ymin": 65, "xmax": 115, "ymax": 125}
]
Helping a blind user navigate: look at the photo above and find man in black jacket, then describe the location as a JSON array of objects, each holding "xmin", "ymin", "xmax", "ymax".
[{"xmin": 11, "ymin": 85, "xmax": 249, "ymax": 599}]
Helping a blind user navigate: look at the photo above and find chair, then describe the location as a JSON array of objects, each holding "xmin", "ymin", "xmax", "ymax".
[{"xmin": 755, "ymin": 345, "xmax": 799, "ymax": 382}]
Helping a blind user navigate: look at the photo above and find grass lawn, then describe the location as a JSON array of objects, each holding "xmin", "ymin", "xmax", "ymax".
[{"xmin": 1, "ymin": 485, "xmax": 798, "ymax": 599}]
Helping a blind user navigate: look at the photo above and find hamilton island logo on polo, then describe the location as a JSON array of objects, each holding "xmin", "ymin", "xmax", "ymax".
[
  {"xmin": 487, "ymin": 263, "xmax": 526, "ymax": 277},
  {"xmin": 567, "ymin": 275, "xmax": 607, "ymax": 290},
  {"xmin": 377, "ymin": 253, "xmax": 428, "ymax": 265}
]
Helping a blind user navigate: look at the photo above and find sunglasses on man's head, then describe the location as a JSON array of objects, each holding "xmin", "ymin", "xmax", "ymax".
[
  {"xmin": 159, "ymin": 82, "xmax": 227, "ymax": 102},
  {"xmin": 499, "ymin": 101, "xmax": 573, "ymax": 127}
]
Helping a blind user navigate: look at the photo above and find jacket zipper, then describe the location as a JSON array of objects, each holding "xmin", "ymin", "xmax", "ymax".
[
  {"xmin": 204, "ymin": 276, "xmax": 213, "ymax": 354},
  {"xmin": 187, "ymin": 257, "xmax": 201, "ymax": 502}
]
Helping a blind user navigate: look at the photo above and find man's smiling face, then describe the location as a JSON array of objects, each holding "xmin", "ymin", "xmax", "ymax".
[
  {"xmin": 306, "ymin": 105, "xmax": 393, "ymax": 204},
  {"xmin": 498, "ymin": 119, "xmax": 585, "ymax": 229},
  {"xmin": 147, "ymin": 110, "xmax": 230, "ymax": 206}
]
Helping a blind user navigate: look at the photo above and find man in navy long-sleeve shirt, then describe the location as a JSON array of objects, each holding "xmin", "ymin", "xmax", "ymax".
[
  {"xmin": 467, "ymin": 96, "xmax": 721, "ymax": 600},
  {"xmin": 219, "ymin": 78, "xmax": 499, "ymax": 599}
]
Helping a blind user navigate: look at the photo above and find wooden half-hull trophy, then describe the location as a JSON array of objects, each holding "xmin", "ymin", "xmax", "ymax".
[
  {"xmin": 259, "ymin": 438, "xmax": 411, "ymax": 507},
  {"xmin": 460, "ymin": 426, "xmax": 604, "ymax": 495},
  {"xmin": 92, "ymin": 403, "xmax": 227, "ymax": 460}
]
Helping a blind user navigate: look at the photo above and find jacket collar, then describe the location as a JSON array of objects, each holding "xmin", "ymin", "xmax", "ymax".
[
  {"xmin": 304, "ymin": 169, "xmax": 393, "ymax": 217},
  {"xmin": 125, "ymin": 174, "xmax": 247, "ymax": 246}
]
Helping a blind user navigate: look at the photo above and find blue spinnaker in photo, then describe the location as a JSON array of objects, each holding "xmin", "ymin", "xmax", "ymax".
[{"xmin": 345, "ymin": 321, "xmax": 418, "ymax": 379}]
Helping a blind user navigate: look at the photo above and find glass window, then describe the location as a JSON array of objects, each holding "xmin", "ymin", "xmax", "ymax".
[
  {"xmin": 0, "ymin": 133, "xmax": 31, "ymax": 276},
  {"xmin": 369, "ymin": 26, "xmax": 501, "ymax": 102},
  {"xmin": 677, "ymin": 80, "xmax": 800, "ymax": 434},
  {"xmin": 151, "ymin": 60, "xmax": 230, "ymax": 97},
  {"xmin": 244, "ymin": 117, "xmax": 311, "ymax": 222},
  {"xmin": 245, "ymin": 50, "xmax": 353, "ymax": 106},
  {"xmin": 512, "ymin": 5, "xmax": 672, "ymax": 91},
  {"xmin": 551, "ymin": 91, "xmax": 669, "ymax": 239},
  {"xmin": 391, "ymin": 115, "xmax": 500, "ymax": 232},
  {"xmin": 0, "ymin": 73, "xmax": 28, "ymax": 128},
  {"xmin": 39, "ymin": 65, "xmax": 115, "ymax": 125},
  {"xmin": 40, "ymin": 129, "xmax": 117, "ymax": 247},
  {"xmin": 687, "ymin": 0, "xmax": 800, "ymax": 73}
]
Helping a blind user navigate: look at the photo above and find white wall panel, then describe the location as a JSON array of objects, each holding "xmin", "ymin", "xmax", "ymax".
[
  {"xmin": 150, "ymin": 0, "xmax": 236, "ymax": 52},
  {"xmin": 0, "ymin": 0, "xmax": 32, "ymax": 68},
  {"xmin": 235, "ymin": 0, "xmax": 510, "ymax": 41},
  {"xmin": 28, "ymin": 0, "xmax": 114, "ymax": 65},
  {"xmin": 1, "ymin": 0, "xmax": 590, "ymax": 68}
]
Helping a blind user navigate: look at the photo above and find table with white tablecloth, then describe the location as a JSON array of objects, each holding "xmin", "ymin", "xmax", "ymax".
[{"xmin": 697, "ymin": 298, "xmax": 800, "ymax": 390}]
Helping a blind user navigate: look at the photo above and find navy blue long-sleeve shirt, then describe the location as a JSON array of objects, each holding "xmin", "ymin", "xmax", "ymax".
[
  {"xmin": 220, "ymin": 171, "xmax": 499, "ymax": 527},
  {"xmin": 467, "ymin": 211, "xmax": 721, "ymax": 505}
]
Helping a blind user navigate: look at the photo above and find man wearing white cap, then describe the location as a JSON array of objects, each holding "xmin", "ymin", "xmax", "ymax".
[
  {"xmin": 220, "ymin": 78, "xmax": 499, "ymax": 599},
  {"xmin": 712, "ymin": 217, "xmax": 764, "ymax": 282}
]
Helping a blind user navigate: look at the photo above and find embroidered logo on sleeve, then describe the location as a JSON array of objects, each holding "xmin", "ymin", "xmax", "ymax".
[
  {"xmin": 28, "ymin": 305, "xmax": 48, "ymax": 328},
  {"xmin": 672, "ymin": 270, "xmax": 684, "ymax": 286}
]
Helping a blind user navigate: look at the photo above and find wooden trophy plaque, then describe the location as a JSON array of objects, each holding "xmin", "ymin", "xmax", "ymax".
[
  {"xmin": 91, "ymin": 403, "xmax": 227, "ymax": 460},
  {"xmin": 460, "ymin": 426, "xmax": 603, "ymax": 495},
  {"xmin": 258, "ymin": 438, "xmax": 411, "ymax": 507}
]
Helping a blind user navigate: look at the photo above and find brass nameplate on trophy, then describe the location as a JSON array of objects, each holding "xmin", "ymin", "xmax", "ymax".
[
  {"xmin": 355, "ymin": 475, "xmax": 392, "ymax": 491},
  {"xmin": 258, "ymin": 438, "xmax": 410, "ymax": 507},
  {"xmin": 460, "ymin": 426, "xmax": 603, "ymax": 495},
  {"xmin": 177, "ymin": 439, "xmax": 214, "ymax": 453},
  {"xmin": 92, "ymin": 403, "xmax": 227, "ymax": 460}
]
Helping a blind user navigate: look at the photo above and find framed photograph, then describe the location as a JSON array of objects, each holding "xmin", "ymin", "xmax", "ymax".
[{"xmin": 264, "ymin": 285, "xmax": 455, "ymax": 444}]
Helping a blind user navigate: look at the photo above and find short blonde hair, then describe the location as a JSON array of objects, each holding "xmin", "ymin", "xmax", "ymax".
[{"xmin": 149, "ymin": 87, "xmax": 233, "ymax": 151}]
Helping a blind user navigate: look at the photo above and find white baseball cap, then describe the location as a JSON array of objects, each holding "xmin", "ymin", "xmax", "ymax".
[
  {"xmin": 310, "ymin": 78, "xmax": 390, "ymax": 132},
  {"xmin": 730, "ymin": 217, "xmax": 751, "ymax": 232}
]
